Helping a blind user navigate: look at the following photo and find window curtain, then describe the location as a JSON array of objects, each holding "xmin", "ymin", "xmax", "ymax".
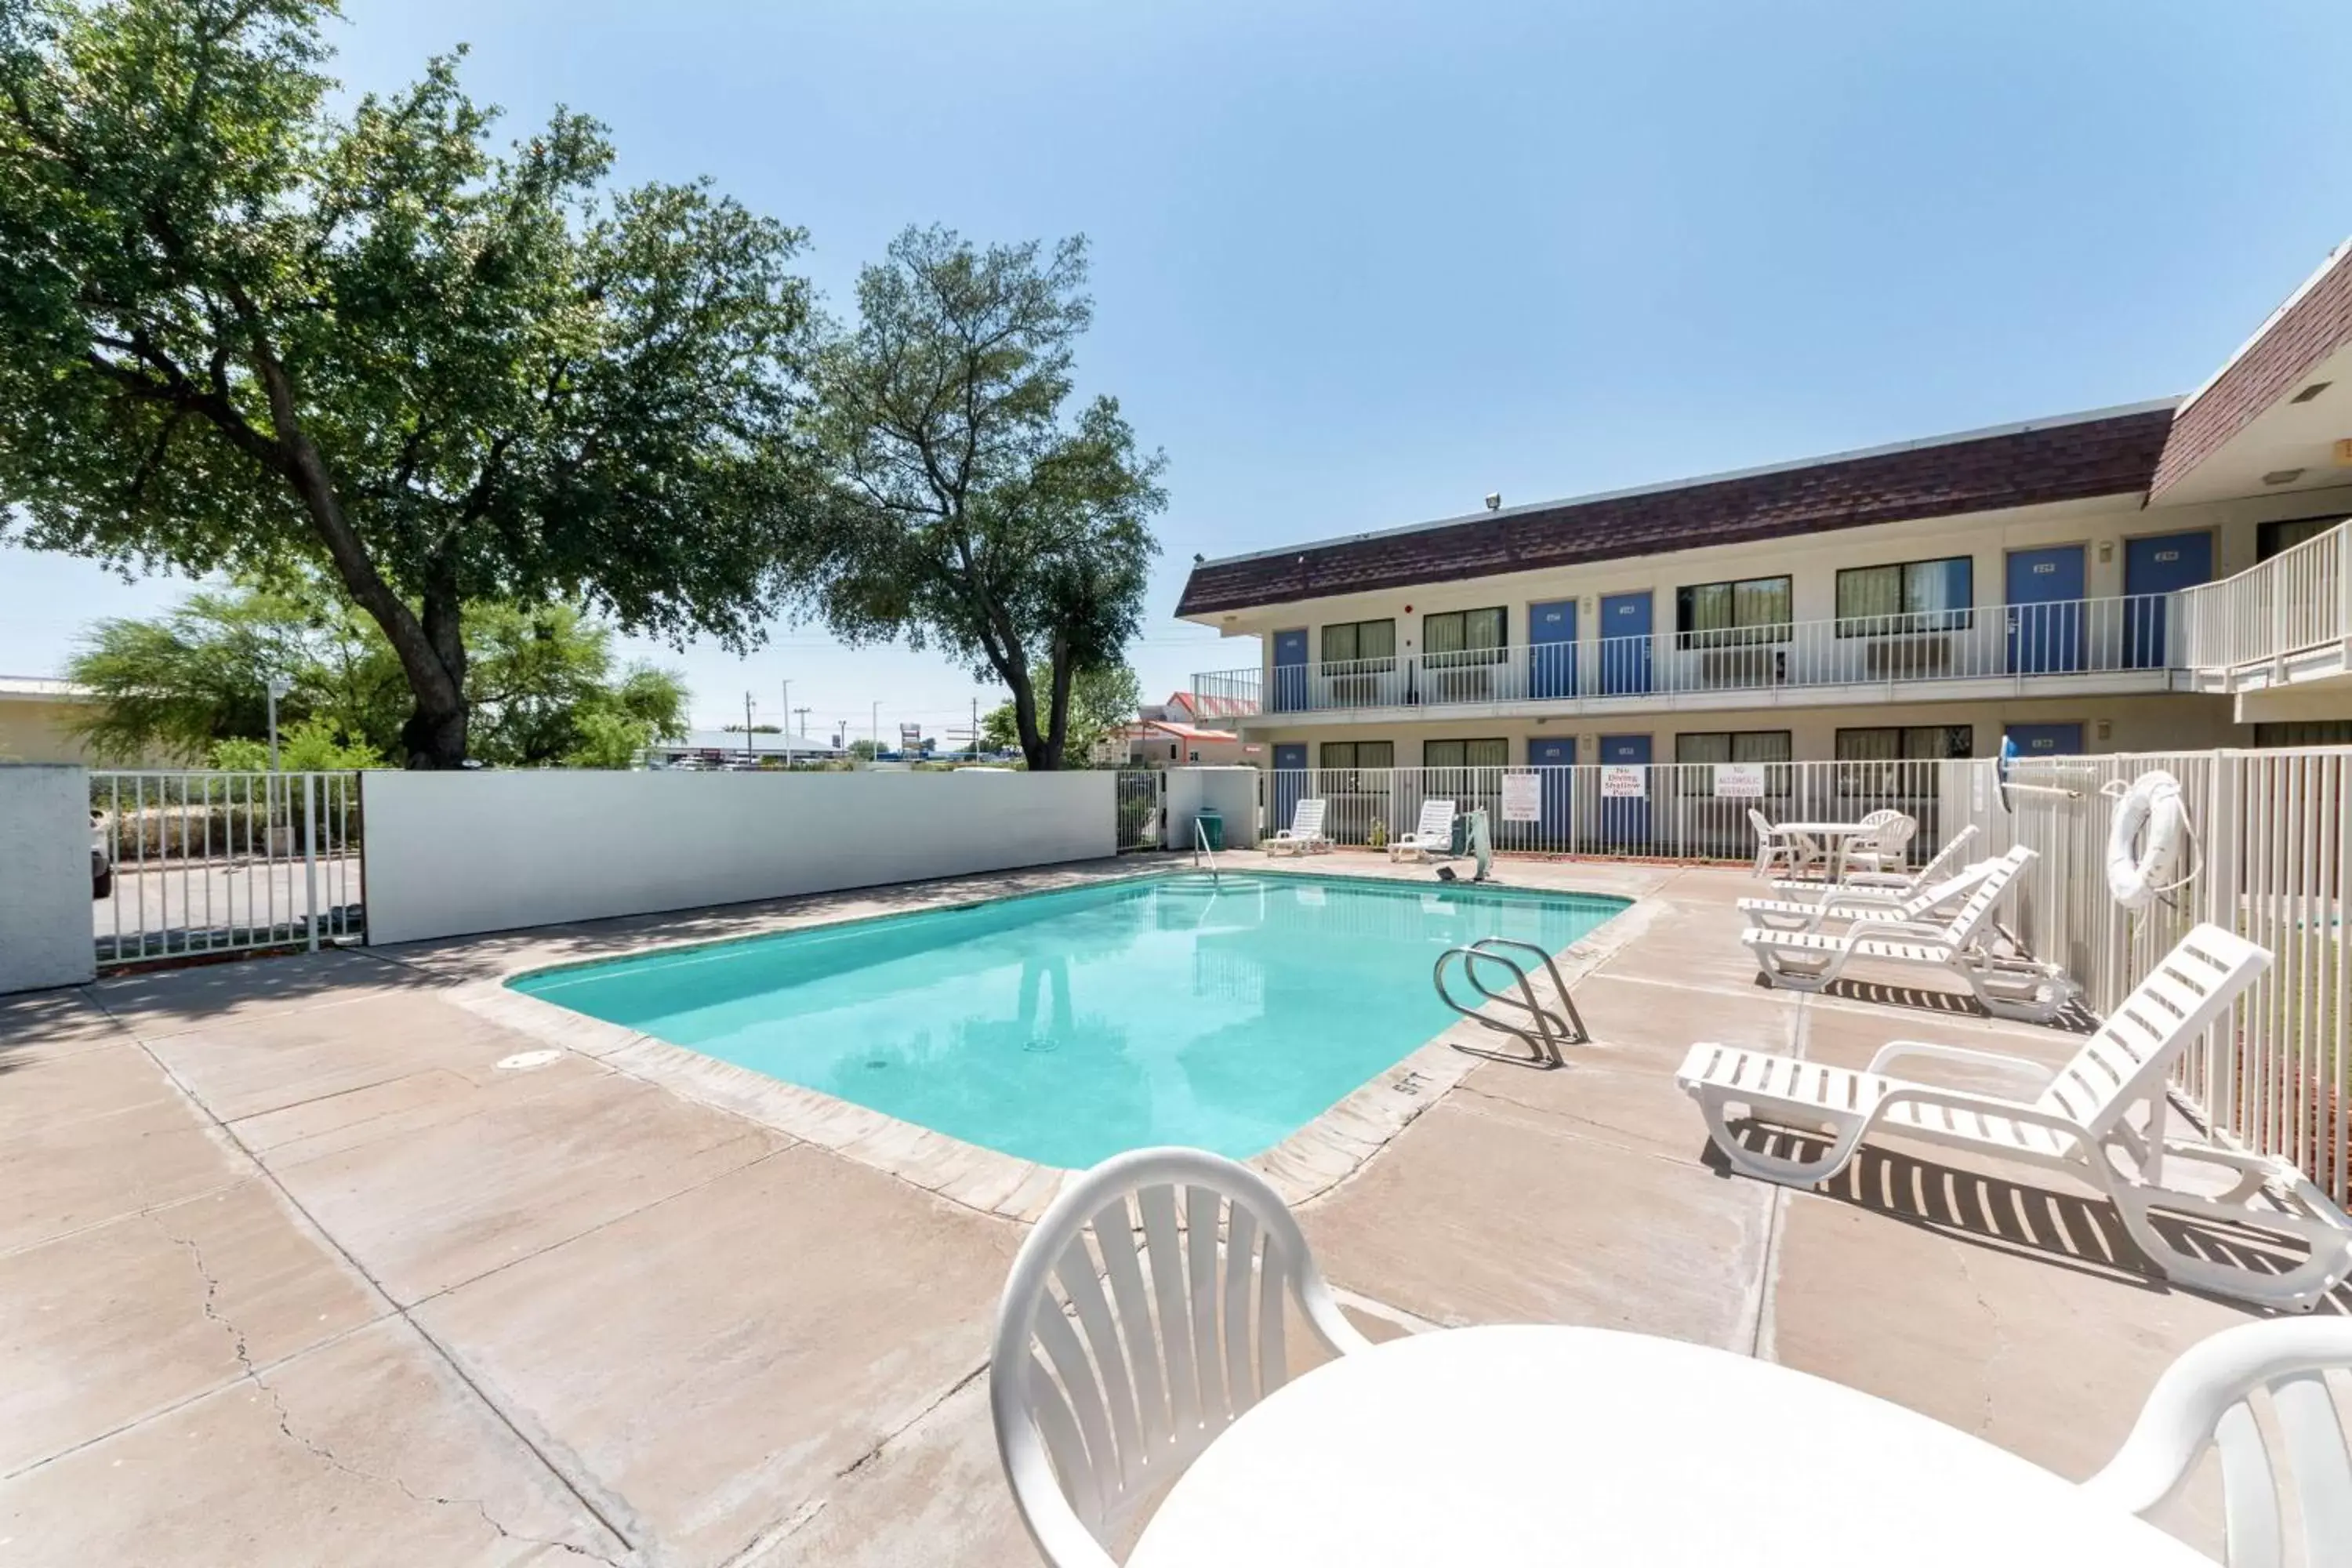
[{"xmin": 1838, "ymin": 566, "xmax": 1904, "ymax": 623}]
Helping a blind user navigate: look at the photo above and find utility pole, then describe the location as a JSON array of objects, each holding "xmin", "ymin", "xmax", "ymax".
[
  {"xmin": 743, "ymin": 692, "xmax": 755, "ymax": 764},
  {"xmin": 970, "ymin": 695, "xmax": 978, "ymax": 758},
  {"xmin": 793, "ymin": 706, "xmax": 811, "ymax": 741},
  {"xmin": 871, "ymin": 700, "xmax": 880, "ymax": 753},
  {"xmin": 780, "ymin": 680, "xmax": 792, "ymax": 769}
]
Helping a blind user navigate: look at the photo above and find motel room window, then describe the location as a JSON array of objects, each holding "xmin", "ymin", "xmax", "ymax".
[
  {"xmin": 1319, "ymin": 619, "xmax": 1397, "ymax": 670},
  {"xmin": 1422, "ymin": 738, "xmax": 1509, "ymax": 770},
  {"xmin": 1835, "ymin": 557, "xmax": 1975, "ymax": 635},
  {"xmin": 1318, "ymin": 739, "xmax": 1395, "ymax": 791},
  {"xmin": 2256, "ymin": 517, "xmax": 2339, "ymax": 561},
  {"xmin": 2252, "ymin": 720, "xmax": 2352, "ymax": 746},
  {"xmin": 1674, "ymin": 575, "xmax": 1791, "ymax": 648},
  {"xmin": 1673, "ymin": 730, "xmax": 1792, "ymax": 764},
  {"xmin": 1422, "ymin": 607, "xmax": 1508, "ymax": 667},
  {"xmin": 1835, "ymin": 725, "xmax": 1974, "ymax": 761}
]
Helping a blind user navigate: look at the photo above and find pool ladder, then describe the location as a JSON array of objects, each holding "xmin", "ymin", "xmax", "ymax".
[
  {"xmin": 1432, "ymin": 938, "xmax": 1589, "ymax": 1069},
  {"xmin": 1192, "ymin": 816, "xmax": 1220, "ymax": 886}
]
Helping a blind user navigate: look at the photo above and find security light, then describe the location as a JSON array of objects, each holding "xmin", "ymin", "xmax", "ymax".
[{"xmin": 1484, "ymin": 492, "xmax": 1501, "ymax": 511}]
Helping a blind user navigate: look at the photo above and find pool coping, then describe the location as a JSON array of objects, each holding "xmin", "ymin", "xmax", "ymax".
[{"xmin": 441, "ymin": 858, "xmax": 1670, "ymax": 1224}]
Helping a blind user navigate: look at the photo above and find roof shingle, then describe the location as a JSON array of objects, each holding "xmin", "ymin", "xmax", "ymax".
[
  {"xmin": 2151, "ymin": 245, "xmax": 2352, "ymax": 498},
  {"xmin": 1176, "ymin": 405, "xmax": 2176, "ymax": 618}
]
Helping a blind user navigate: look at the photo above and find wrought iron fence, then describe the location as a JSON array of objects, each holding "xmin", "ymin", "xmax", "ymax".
[
  {"xmin": 1115, "ymin": 770, "xmax": 1162, "ymax": 851},
  {"xmin": 90, "ymin": 770, "xmax": 365, "ymax": 967},
  {"xmin": 1941, "ymin": 746, "xmax": 2350, "ymax": 1207},
  {"xmin": 1261, "ymin": 760, "xmax": 1952, "ymax": 862}
]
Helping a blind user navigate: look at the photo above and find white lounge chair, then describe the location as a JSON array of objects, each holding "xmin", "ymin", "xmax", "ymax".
[
  {"xmin": 1769, "ymin": 822, "xmax": 1978, "ymax": 899},
  {"xmin": 989, "ymin": 1148, "xmax": 1371, "ymax": 1568},
  {"xmin": 1740, "ymin": 844, "xmax": 2071, "ymax": 1022},
  {"xmin": 2082, "ymin": 1316, "xmax": 2352, "ymax": 1565},
  {"xmin": 1389, "ymin": 798, "xmax": 1457, "ymax": 862},
  {"xmin": 1264, "ymin": 798, "xmax": 1330, "ymax": 857},
  {"xmin": 1748, "ymin": 808, "xmax": 1821, "ymax": 879},
  {"xmin": 1681, "ymin": 924, "xmax": 2352, "ymax": 1312},
  {"xmin": 1735, "ymin": 858, "xmax": 1999, "ymax": 935}
]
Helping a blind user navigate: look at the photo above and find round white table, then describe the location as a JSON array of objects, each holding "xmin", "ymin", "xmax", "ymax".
[
  {"xmin": 1127, "ymin": 1326, "xmax": 2209, "ymax": 1567},
  {"xmin": 1776, "ymin": 820, "xmax": 1882, "ymax": 880}
]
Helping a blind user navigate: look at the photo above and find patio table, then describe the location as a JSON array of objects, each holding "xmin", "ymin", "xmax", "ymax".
[
  {"xmin": 1127, "ymin": 1324, "xmax": 2209, "ymax": 1568},
  {"xmin": 1773, "ymin": 819, "xmax": 1885, "ymax": 881}
]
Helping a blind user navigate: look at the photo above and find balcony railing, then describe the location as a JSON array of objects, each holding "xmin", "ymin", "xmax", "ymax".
[
  {"xmin": 2175, "ymin": 518, "xmax": 2349, "ymax": 681},
  {"xmin": 1194, "ymin": 594, "xmax": 2182, "ymax": 717}
]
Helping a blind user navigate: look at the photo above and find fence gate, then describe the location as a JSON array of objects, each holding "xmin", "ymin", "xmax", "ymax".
[
  {"xmin": 1115, "ymin": 770, "xmax": 1163, "ymax": 851},
  {"xmin": 90, "ymin": 771, "xmax": 365, "ymax": 968}
]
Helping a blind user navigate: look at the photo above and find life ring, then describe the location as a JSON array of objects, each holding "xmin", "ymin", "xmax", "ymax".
[{"xmin": 2106, "ymin": 770, "xmax": 2186, "ymax": 912}]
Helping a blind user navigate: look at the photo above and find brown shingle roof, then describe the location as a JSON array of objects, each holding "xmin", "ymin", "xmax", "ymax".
[
  {"xmin": 1176, "ymin": 404, "xmax": 2177, "ymax": 618},
  {"xmin": 2151, "ymin": 244, "xmax": 2352, "ymax": 498}
]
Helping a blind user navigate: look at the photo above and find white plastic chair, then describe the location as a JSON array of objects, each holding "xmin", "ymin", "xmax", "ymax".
[
  {"xmin": 1748, "ymin": 808, "xmax": 1820, "ymax": 879},
  {"xmin": 2082, "ymin": 1316, "xmax": 2352, "ymax": 1566},
  {"xmin": 990, "ymin": 1148, "xmax": 1373, "ymax": 1567},
  {"xmin": 1842, "ymin": 809, "xmax": 1918, "ymax": 875}
]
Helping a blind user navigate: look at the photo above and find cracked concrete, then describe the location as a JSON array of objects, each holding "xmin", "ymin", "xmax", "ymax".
[{"xmin": 0, "ymin": 855, "xmax": 2296, "ymax": 1563}]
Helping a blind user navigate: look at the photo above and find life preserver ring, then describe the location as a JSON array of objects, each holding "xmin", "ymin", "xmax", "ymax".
[{"xmin": 2106, "ymin": 770, "xmax": 2186, "ymax": 911}]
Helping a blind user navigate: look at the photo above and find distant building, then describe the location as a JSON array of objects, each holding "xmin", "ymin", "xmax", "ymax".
[
  {"xmin": 646, "ymin": 730, "xmax": 849, "ymax": 768},
  {"xmin": 1108, "ymin": 718, "xmax": 1248, "ymax": 768},
  {"xmin": 0, "ymin": 677, "xmax": 105, "ymax": 764}
]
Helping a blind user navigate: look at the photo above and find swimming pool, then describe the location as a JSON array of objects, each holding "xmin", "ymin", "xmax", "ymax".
[{"xmin": 510, "ymin": 873, "xmax": 1628, "ymax": 1167}]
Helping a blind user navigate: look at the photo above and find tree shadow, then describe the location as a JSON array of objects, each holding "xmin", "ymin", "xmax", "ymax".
[{"xmin": 1708, "ymin": 1120, "xmax": 2352, "ymax": 1316}]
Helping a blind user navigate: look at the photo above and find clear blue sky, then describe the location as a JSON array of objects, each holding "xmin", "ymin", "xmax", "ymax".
[{"xmin": 3, "ymin": 0, "xmax": 2347, "ymax": 736}]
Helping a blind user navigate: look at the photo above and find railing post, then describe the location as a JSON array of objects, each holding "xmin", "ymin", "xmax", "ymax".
[{"xmin": 302, "ymin": 771, "xmax": 320, "ymax": 953}]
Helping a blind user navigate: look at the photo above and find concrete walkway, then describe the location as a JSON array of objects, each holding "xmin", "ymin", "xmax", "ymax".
[{"xmin": 1, "ymin": 854, "xmax": 2314, "ymax": 1564}]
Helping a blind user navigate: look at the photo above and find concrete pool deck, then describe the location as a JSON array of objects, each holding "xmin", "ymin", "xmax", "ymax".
[{"xmin": 0, "ymin": 851, "xmax": 2325, "ymax": 1563}]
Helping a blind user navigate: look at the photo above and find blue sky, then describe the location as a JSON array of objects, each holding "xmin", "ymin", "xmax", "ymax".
[{"xmin": 3, "ymin": 0, "xmax": 2347, "ymax": 737}]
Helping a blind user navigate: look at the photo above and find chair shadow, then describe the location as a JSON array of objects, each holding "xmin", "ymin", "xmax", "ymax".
[
  {"xmin": 1709, "ymin": 1120, "xmax": 2352, "ymax": 1316},
  {"xmin": 1763, "ymin": 974, "xmax": 2098, "ymax": 1035}
]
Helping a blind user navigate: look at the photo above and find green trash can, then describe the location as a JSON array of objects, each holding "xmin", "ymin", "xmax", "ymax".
[{"xmin": 1196, "ymin": 808, "xmax": 1225, "ymax": 851}]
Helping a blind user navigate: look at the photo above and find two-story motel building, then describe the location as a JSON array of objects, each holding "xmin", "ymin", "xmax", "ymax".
[{"xmin": 1179, "ymin": 242, "xmax": 2352, "ymax": 785}]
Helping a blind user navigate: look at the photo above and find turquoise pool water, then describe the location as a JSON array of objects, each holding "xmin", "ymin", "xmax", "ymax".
[{"xmin": 509, "ymin": 874, "xmax": 1628, "ymax": 1167}]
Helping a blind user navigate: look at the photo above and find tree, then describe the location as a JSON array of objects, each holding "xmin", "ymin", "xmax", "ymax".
[
  {"xmin": 1065, "ymin": 663, "xmax": 1142, "ymax": 760},
  {"xmin": 68, "ymin": 583, "xmax": 689, "ymax": 767},
  {"xmin": 0, "ymin": 0, "xmax": 811, "ymax": 768},
  {"xmin": 979, "ymin": 700, "xmax": 1020, "ymax": 753},
  {"xmin": 789, "ymin": 227, "xmax": 1164, "ymax": 770}
]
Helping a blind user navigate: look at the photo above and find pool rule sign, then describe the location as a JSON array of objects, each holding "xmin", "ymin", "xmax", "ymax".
[
  {"xmin": 1713, "ymin": 763, "xmax": 1766, "ymax": 799},
  {"xmin": 1500, "ymin": 771, "xmax": 1542, "ymax": 822}
]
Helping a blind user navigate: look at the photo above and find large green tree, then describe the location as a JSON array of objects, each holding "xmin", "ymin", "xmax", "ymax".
[
  {"xmin": 790, "ymin": 227, "xmax": 1163, "ymax": 771},
  {"xmin": 69, "ymin": 583, "xmax": 689, "ymax": 768},
  {"xmin": 0, "ymin": 0, "xmax": 810, "ymax": 767}
]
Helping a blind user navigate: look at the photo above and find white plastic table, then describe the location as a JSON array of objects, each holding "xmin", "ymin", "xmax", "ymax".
[
  {"xmin": 1127, "ymin": 1326, "xmax": 2209, "ymax": 1567},
  {"xmin": 1775, "ymin": 820, "xmax": 1883, "ymax": 880}
]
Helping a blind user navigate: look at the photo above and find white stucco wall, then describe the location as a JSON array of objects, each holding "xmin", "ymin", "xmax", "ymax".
[
  {"xmin": 1163, "ymin": 768, "xmax": 1261, "ymax": 849},
  {"xmin": 360, "ymin": 768, "xmax": 1118, "ymax": 946},
  {"xmin": 0, "ymin": 765, "xmax": 96, "ymax": 993}
]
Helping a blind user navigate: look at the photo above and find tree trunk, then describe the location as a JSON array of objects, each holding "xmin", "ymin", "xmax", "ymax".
[{"xmin": 1037, "ymin": 647, "xmax": 1074, "ymax": 771}]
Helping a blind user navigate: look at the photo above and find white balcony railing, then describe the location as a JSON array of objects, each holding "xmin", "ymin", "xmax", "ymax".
[
  {"xmin": 1194, "ymin": 594, "xmax": 2182, "ymax": 718},
  {"xmin": 2175, "ymin": 518, "xmax": 2350, "ymax": 682}
]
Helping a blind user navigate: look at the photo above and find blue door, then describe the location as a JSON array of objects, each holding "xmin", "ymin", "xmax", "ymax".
[
  {"xmin": 1599, "ymin": 732, "xmax": 1651, "ymax": 849},
  {"xmin": 2123, "ymin": 532, "xmax": 2212, "ymax": 670},
  {"xmin": 1528, "ymin": 599, "xmax": 1578, "ymax": 699},
  {"xmin": 1529, "ymin": 735, "xmax": 1574, "ymax": 850},
  {"xmin": 1272, "ymin": 629, "xmax": 1308, "ymax": 712},
  {"xmin": 2003, "ymin": 722, "xmax": 2085, "ymax": 758},
  {"xmin": 2005, "ymin": 547, "xmax": 2086, "ymax": 673},
  {"xmin": 1599, "ymin": 593, "xmax": 1653, "ymax": 695},
  {"xmin": 1272, "ymin": 743, "xmax": 1308, "ymax": 833}
]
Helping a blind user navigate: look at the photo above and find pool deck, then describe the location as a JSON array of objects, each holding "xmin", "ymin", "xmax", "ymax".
[{"xmin": 2, "ymin": 851, "xmax": 2326, "ymax": 1563}]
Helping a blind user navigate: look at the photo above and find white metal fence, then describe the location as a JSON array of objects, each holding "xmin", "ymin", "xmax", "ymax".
[
  {"xmin": 91, "ymin": 771, "xmax": 365, "ymax": 967},
  {"xmin": 1262, "ymin": 760, "xmax": 1954, "ymax": 862},
  {"xmin": 2175, "ymin": 518, "xmax": 2349, "ymax": 677},
  {"xmin": 1940, "ymin": 747, "xmax": 2350, "ymax": 1207},
  {"xmin": 1116, "ymin": 770, "xmax": 1162, "ymax": 851}
]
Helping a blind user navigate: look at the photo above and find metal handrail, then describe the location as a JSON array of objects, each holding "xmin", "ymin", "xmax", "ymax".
[
  {"xmin": 1432, "ymin": 938, "xmax": 1588, "ymax": 1068},
  {"xmin": 1192, "ymin": 816, "xmax": 1219, "ymax": 885}
]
